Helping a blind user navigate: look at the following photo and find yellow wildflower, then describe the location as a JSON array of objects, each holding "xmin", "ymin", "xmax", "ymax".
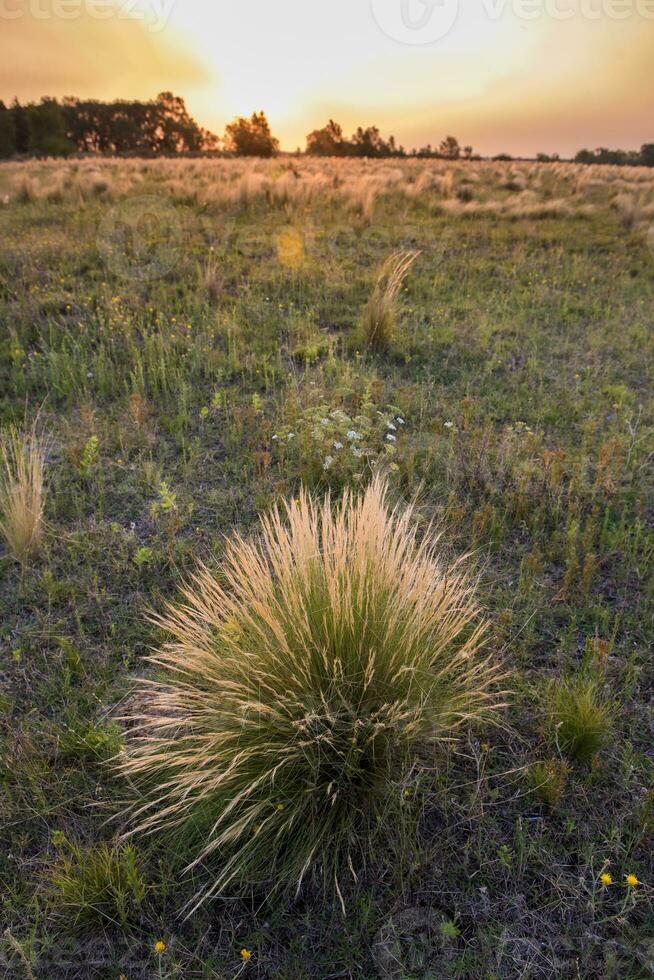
[
  {"xmin": 240, "ymin": 948, "xmax": 252, "ymax": 961},
  {"xmin": 625, "ymin": 874, "xmax": 639, "ymax": 887},
  {"xmin": 600, "ymin": 873, "xmax": 613, "ymax": 886},
  {"xmin": 154, "ymin": 940, "xmax": 166, "ymax": 954}
]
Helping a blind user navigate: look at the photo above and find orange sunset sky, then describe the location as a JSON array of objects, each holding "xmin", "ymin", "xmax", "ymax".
[{"xmin": 1, "ymin": 0, "xmax": 652, "ymax": 156}]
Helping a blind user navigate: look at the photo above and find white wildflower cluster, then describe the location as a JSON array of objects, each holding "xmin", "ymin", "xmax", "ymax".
[{"xmin": 271, "ymin": 404, "xmax": 408, "ymax": 487}]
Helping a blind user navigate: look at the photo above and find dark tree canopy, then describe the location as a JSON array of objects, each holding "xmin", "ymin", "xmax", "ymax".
[
  {"xmin": 305, "ymin": 120, "xmax": 402, "ymax": 158},
  {"xmin": 223, "ymin": 112, "xmax": 279, "ymax": 157},
  {"xmin": 0, "ymin": 95, "xmax": 651, "ymax": 164},
  {"xmin": 574, "ymin": 144, "xmax": 654, "ymax": 167},
  {"xmin": 305, "ymin": 119, "xmax": 347, "ymax": 157},
  {"xmin": 0, "ymin": 93, "xmax": 218, "ymax": 158},
  {"xmin": 439, "ymin": 135, "xmax": 461, "ymax": 160}
]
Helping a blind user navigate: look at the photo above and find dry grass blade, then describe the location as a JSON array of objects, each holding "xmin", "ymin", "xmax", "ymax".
[
  {"xmin": 0, "ymin": 423, "xmax": 47, "ymax": 567},
  {"xmin": 199, "ymin": 255, "xmax": 223, "ymax": 301},
  {"xmin": 117, "ymin": 476, "xmax": 505, "ymax": 913},
  {"xmin": 361, "ymin": 249, "xmax": 420, "ymax": 352},
  {"xmin": 613, "ymin": 192, "xmax": 643, "ymax": 230}
]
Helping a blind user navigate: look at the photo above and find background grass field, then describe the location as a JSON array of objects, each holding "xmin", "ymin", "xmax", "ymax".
[{"xmin": 1, "ymin": 157, "xmax": 653, "ymax": 978}]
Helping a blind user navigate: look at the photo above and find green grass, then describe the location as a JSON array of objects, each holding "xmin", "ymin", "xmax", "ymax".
[
  {"xmin": 545, "ymin": 673, "xmax": 615, "ymax": 764},
  {"xmin": 0, "ymin": 158, "xmax": 653, "ymax": 978}
]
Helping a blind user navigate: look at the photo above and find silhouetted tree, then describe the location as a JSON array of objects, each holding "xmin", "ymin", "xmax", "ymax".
[
  {"xmin": 306, "ymin": 119, "xmax": 347, "ymax": 156},
  {"xmin": 11, "ymin": 99, "xmax": 30, "ymax": 154},
  {"xmin": 351, "ymin": 126, "xmax": 386, "ymax": 157},
  {"xmin": 151, "ymin": 92, "xmax": 218, "ymax": 152},
  {"xmin": 305, "ymin": 121, "xmax": 404, "ymax": 157},
  {"xmin": 640, "ymin": 143, "xmax": 654, "ymax": 167},
  {"xmin": 439, "ymin": 135, "xmax": 460, "ymax": 159},
  {"xmin": 0, "ymin": 101, "xmax": 16, "ymax": 159},
  {"xmin": 0, "ymin": 93, "xmax": 217, "ymax": 157},
  {"xmin": 573, "ymin": 145, "xmax": 648, "ymax": 166},
  {"xmin": 28, "ymin": 98, "xmax": 71, "ymax": 156},
  {"xmin": 224, "ymin": 112, "xmax": 279, "ymax": 157}
]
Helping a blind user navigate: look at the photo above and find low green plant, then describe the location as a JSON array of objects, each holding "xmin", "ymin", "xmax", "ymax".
[
  {"xmin": 527, "ymin": 757, "xmax": 570, "ymax": 807},
  {"xmin": 118, "ymin": 477, "xmax": 505, "ymax": 913},
  {"xmin": 134, "ymin": 545, "xmax": 155, "ymax": 567},
  {"xmin": 77, "ymin": 435, "xmax": 99, "ymax": 477},
  {"xmin": 57, "ymin": 720, "xmax": 123, "ymax": 763},
  {"xmin": 47, "ymin": 842, "xmax": 147, "ymax": 929},
  {"xmin": 545, "ymin": 675, "xmax": 615, "ymax": 764}
]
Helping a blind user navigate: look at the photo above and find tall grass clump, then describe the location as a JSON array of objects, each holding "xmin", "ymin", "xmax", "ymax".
[
  {"xmin": 199, "ymin": 254, "xmax": 223, "ymax": 301},
  {"xmin": 360, "ymin": 250, "xmax": 419, "ymax": 353},
  {"xmin": 118, "ymin": 477, "xmax": 504, "ymax": 912},
  {"xmin": 0, "ymin": 424, "xmax": 47, "ymax": 567},
  {"xmin": 545, "ymin": 675, "xmax": 615, "ymax": 764},
  {"xmin": 613, "ymin": 192, "xmax": 643, "ymax": 230}
]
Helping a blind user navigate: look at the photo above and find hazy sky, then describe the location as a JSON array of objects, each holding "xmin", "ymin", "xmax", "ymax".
[{"xmin": 1, "ymin": 0, "xmax": 653, "ymax": 155}]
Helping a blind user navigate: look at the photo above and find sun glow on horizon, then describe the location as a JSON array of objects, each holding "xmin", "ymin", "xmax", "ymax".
[{"xmin": 1, "ymin": 0, "xmax": 652, "ymax": 155}]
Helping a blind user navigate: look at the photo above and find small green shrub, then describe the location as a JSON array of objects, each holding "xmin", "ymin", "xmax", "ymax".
[
  {"xmin": 77, "ymin": 435, "xmax": 99, "ymax": 478},
  {"xmin": 545, "ymin": 675, "xmax": 615, "ymax": 764},
  {"xmin": 118, "ymin": 477, "xmax": 505, "ymax": 912}
]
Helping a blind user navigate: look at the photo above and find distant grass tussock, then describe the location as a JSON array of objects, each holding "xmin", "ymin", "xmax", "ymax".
[
  {"xmin": 118, "ymin": 478, "xmax": 504, "ymax": 912},
  {"xmin": 361, "ymin": 250, "xmax": 420, "ymax": 352},
  {"xmin": 0, "ymin": 424, "xmax": 47, "ymax": 567}
]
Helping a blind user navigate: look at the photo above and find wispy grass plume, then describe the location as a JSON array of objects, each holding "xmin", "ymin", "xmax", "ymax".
[
  {"xmin": 0, "ymin": 423, "xmax": 47, "ymax": 567},
  {"xmin": 360, "ymin": 250, "xmax": 420, "ymax": 352},
  {"xmin": 117, "ymin": 477, "xmax": 504, "ymax": 913}
]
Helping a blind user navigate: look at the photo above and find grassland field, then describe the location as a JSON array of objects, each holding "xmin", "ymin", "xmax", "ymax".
[{"xmin": 0, "ymin": 156, "xmax": 653, "ymax": 978}]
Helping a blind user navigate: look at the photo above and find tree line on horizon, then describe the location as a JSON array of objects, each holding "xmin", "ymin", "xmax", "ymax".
[
  {"xmin": 0, "ymin": 95, "xmax": 652, "ymax": 167},
  {"xmin": 0, "ymin": 93, "xmax": 219, "ymax": 158}
]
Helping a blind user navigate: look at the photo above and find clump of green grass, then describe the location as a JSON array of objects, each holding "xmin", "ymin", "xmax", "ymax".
[
  {"xmin": 118, "ymin": 476, "xmax": 504, "ymax": 912},
  {"xmin": 545, "ymin": 675, "xmax": 615, "ymax": 764},
  {"xmin": 47, "ymin": 842, "xmax": 147, "ymax": 930},
  {"xmin": 0, "ymin": 424, "xmax": 47, "ymax": 568},
  {"xmin": 360, "ymin": 250, "xmax": 419, "ymax": 352},
  {"xmin": 527, "ymin": 758, "xmax": 569, "ymax": 807},
  {"xmin": 57, "ymin": 719, "xmax": 124, "ymax": 764}
]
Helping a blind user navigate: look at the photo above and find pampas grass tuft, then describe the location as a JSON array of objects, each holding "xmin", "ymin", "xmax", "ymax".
[
  {"xmin": 360, "ymin": 250, "xmax": 420, "ymax": 353},
  {"xmin": 117, "ymin": 477, "xmax": 504, "ymax": 913},
  {"xmin": 0, "ymin": 423, "xmax": 48, "ymax": 568}
]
